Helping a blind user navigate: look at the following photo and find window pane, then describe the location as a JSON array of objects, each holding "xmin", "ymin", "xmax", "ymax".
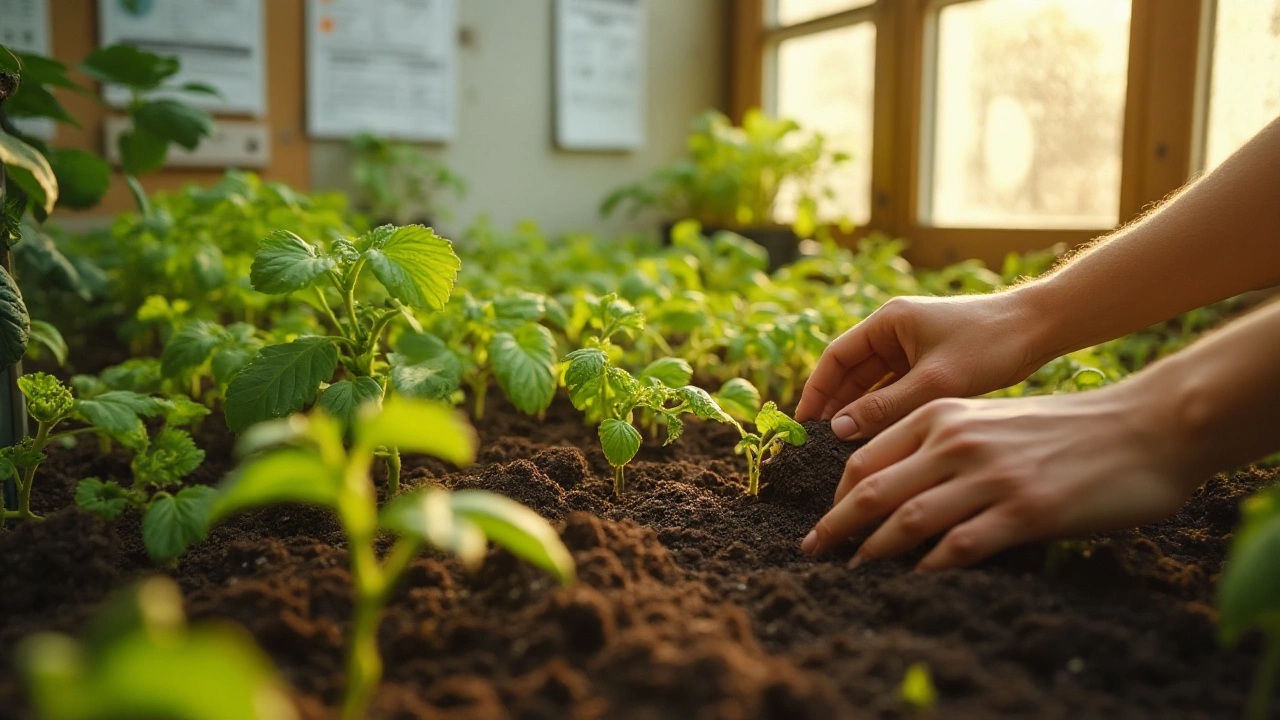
[
  {"xmin": 1201, "ymin": 0, "xmax": 1280, "ymax": 173},
  {"xmin": 926, "ymin": 0, "xmax": 1131, "ymax": 229},
  {"xmin": 775, "ymin": 22, "xmax": 876, "ymax": 226},
  {"xmin": 774, "ymin": 0, "xmax": 873, "ymax": 27}
]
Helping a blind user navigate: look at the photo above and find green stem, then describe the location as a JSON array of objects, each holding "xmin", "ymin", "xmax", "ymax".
[
  {"xmin": 614, "ymin": 465, "xmax": 625, "ymax": 496},
  {"xmin": 747, "ymin": 447, "xmax": 760, "ymax": 496},
  {"xmin": 472, "ymin": 379, "xmax": 488, "ymax": 419},
  {"xmin": 386, "ymin": 447, "xmax": 401, "ymax": 495},
  {"xmin": 44, "ymin": 426, "xmax": 97, "ymax": 444},
  {"xmin": 342, "ymin": 546, "xmax": 384, "ymax": 720},
  {"xmin": 16, "ymin": 420, "xmax": 51, "ymax": 520},
  {"xmin": 1249, "ymin": 637, "xmax": 1280, "ymax": 720},
  {"xmin": 314, "ymin": 286, "xmax": 345, "ymax": 336},
  {"xmin": 125, "ymin": 174, "xmax": 150, "ymax": 216}
]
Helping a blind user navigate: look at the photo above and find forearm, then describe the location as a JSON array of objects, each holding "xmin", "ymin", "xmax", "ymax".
[
  {"xmin": 1015, "ymin": 115, "xmax": 1280, "ymax": 364},
  {"xmin": 1128, "ymin": 298, "xmax": 1280, "ymax": 481}
]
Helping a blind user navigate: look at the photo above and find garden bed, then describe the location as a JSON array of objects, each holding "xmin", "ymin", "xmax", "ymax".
[{"xmin": 0, "ymin": 392, "xmax": 1271, "ymax": 719}]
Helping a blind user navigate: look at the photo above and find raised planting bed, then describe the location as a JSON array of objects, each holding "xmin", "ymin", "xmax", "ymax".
[{"xmin": 0, "ymin": 391, "xmax": 1270, "ymax": 719}]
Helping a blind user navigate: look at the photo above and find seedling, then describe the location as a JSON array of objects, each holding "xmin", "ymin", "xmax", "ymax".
[
  {"xmin": 733, "ymin": 401, "xmax": 807, "ymax": 496},
  {"xmin": 1218, "ymin": 485, "xmax": 1280, "ymax": 720},
  {"xmin": 223, "ymin": 224, "xmax": 461, "ymax": 493},
  {"xmin": 20, "ymin": 576, "xmax": 297, "ymax": 720},
  {"xmin": 209, "ymin": 398, "xmax": 574, "ymax": 720},
  {"xmin": 898, "ymin": 662, "xmax": 938, "ymax": 713}
]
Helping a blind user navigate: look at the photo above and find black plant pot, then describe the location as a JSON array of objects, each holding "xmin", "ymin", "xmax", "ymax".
[{"xmin": 661, "ymin": 221, "xmax": 800, "ymax": 272}]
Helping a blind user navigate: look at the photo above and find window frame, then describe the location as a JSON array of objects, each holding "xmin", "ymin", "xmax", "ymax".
[{"xmin": 730, "ymin": 0, "xmax": 1208, "ymax": 267}]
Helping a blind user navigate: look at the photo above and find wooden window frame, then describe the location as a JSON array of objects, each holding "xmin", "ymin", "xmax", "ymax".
[{"xmin": 730, "ymin": 0, "xmax": 1206, "ymax": 268}]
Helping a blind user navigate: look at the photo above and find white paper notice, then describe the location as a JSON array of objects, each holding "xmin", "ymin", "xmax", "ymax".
[
  {"xmin": 98, "ymin": 0, "xmax": 267, "ymax": 117},
  {"xmin": 306, "ymin": 0, "xmax": 457, "ymax": 142},
  {"xmin": 555, "ymin": 0, "xmax": 647, "ymax": 152},
  {"xmin": 1, "ymin": 0, "xmax": 56, "ymax": 139}
]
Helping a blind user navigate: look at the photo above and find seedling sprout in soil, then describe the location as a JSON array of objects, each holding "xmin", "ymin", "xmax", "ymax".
[{"xmin": 209, "ymin": 398, "xmax": 574, "ymax": 720}]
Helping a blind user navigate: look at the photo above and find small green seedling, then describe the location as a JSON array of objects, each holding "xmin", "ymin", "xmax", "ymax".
[
  {"xmin": 898, "ymin": 661, "xmax": 938, "ymax": 712},
  {"xmin": 75, "ymin": 424, "xmax": 211, "ymax": 562},
  {"xmin": 223, "ymin": 224, "xmax": 461, "ymax": 493},
  {"xmin": 1218, "ymin": 485, "xmax": 1280, "ymax": 720},
  {"xmin": 209, "ymin": 398, "xmax": 575, "ymax": 720},
  {"xmin": 19, "ymin": 576, "xmax": 297, "ymax": 720},
  {"xmin": 0, "ymin": 372, "xmax": 171, "ymax": 521},
  {"xmin": 734, "ymin": 401, "xmax": 807, "ymax": 496}
]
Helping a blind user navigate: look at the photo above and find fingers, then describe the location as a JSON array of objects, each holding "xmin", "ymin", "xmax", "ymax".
[
  {"xmin": 796, "ymin": 325, "xmax": 875, "ymax": 421},
  {"xmin": 915, "ymin": 508, "xmax": 1026, "ymax": 572},
  {"xmin": 833, "ymin": 405, "xmax": 934, "ymax": 506},
  {"xmin": 856, "ymin": 476, "xmax": 997, "ymax": 563},
  {"xmin": 802, "ymin": 453, "xmax": 951, "ymax": 556},
  {"xmin": 830, "ymin": 364, "xmax": 954, "ymax": 440},
  {"xmin": 817, "ymin": 356, "xmax": 894, "ymax": 421}
]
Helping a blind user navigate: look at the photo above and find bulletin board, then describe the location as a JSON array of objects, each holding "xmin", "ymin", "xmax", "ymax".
[{"xmin": 554, "ymin": 0, "xmax": 647, "ymax": 152}]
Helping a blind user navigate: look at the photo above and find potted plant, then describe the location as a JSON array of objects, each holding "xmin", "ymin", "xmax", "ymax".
[{"xmin": 600, "ymin": 109, "xmax": 851, "ymax": 269}]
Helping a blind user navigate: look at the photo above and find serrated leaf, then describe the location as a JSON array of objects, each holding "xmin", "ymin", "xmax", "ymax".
[
  {"xmin": 161, "ymin": 320, "xmax": 223, "ymax": 378},
  {"xmin": 675, "ymin": 385, "xmax": 736, "ymax": 427},
  {"xmin": 75, "ymin": 478, "xmax": 131, "ymax": 520},
  {"xmin": 562, "ymin": 347, "xmax": 608, "ymax": 390},
  {"xmin": 713, "ymin": 378, "xmax": 762, "ymax": 421},
  {"xmin": 663, "ymin": 414, "xmax": 684, "ymax": 446},
  {"xmin": 134, "ymin": 100, "xmax": 212, "ymax": 150},
  {"xmin": 0, "ymin": 128, "xmax": 57, "ymax": 213},
  {"xmin": 355, "ymin": 396, "xmax": 476, "ymax": 466},
  {"xmin": 0, "ymin": 267, "xmax": 28, "ymax": 367},
  {"xmin": 209, "ymin": 449, "xmax": 340, "ymax": 525},
  {"xmin": 26, "ymin": 319, "xmax": 65, "ymax": 366},
  {"xmin": 142, "ymin": 486, "xmax": 216, "ymax": 561},
  {"xmin": 132, "ymin": 427, "xmax": 205, "ymax": 488},
  {"xmin": 599, "ymin": 418, "xmax": 641, "ymax": 469},
  {"xmin": 358, "ymin": 225, "xmax": 460, "ymax": 310},
  {"xmin": 490, "ymin": 324, "xmax": 556, "ymax": 415},
  {"xmin": 162, "ymin": 395, "xmax": 211, "ymax": 427},
  {"xmin": 756, "ymin": 401, "xmax": 807, "ymax": 445},
  {"xmin": 223, "ymin": 337, "xmax": 338, "ymax": 432},
  {"xmin": 74, "ymin": 391, "xmax": 167, "ymax": 450},
  {"xmin": 390, "ymin": 350, "xmax": 461, "ymax": 402},
  {"xmin": 316, "ymin": 377, "xmax": 383, "ymax": 428},
  {"xmin": 639, "ymin": 357, "xmax": 693, "ymax": 388},
  {"xmin": 450, "ymin": 489, "xmax": 576, "ymax": 583},
  {"xmin": 250, "ymin": 231, "xmax": 336, "ymax": 295}
]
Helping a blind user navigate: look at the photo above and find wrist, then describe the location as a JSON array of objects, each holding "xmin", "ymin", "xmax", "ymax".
[
  {"xmin": 1112, "ymin": 355, "xmax": 1221, "ymax": 488},
  {"xmin": 998, "ymin": 282, "xmax": 1067, "ymax": 374}
]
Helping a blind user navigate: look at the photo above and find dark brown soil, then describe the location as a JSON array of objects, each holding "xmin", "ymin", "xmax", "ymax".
[{"xmin": 0, "ymin": 394, "xmax": 1275, "ymax": 719}]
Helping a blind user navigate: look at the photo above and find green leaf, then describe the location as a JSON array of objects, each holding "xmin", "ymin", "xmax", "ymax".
[
  {"xmin": 898, "ymin": 662, "xmax": 937, "ymax": 710},
  {"xmin": 161, "ymin": 320, "xmax": 223, "ymax": 377},
  {"xmin": 355, "ymin": 396, "xmax": 476, "ymax": 466},
  {"xmin": 0, "ymin": 267, "xmax": 31, "ymax": 367},
  {"xmin": 26, "ymin": 320, "xmax": 67, "ymax": 366},
  {"xmin": 19, "ymin": 371, "xmax": 74, "ymax": 424},
  {"xmin": 450, "ymin": 489, "xmax": 576, "ymax": 583},
  {"xmin": 250, "ymin": 230, "xmax": 336, "ymax": 294},
  {"xmin": 1220, "ymin": 490, "xmax": 1280, "ymax": 643},
  {"xmin": 118, "ymin": 127, "xmax": 168, "ymax": 175},
  {"xmin": 223, "ymin": 337, "xmax": 339, "ymax": 433},
  {"xmin": 378, "ymin": 487, "xmax": 486, "ymax": 569},
  {"xmin": 47, "ymin": 149, "xmax": 110, "ymax": 209},
  {"xmin": 358, "ymin": 225, "xmax": 460, "ymax": 310},
  {"xmin": 142, "ymin": 486, "xmax": 216, "ymax": 561},
  {"xmin": 393, "ymin": 331, "xmax": 451, "ymax": 364},
  {"xmin": 638, "ymin": 357, "xmax": 693, "ymax": 388},
  {"xmin": 316, "ymin": 377, "xmax": 383, "ymax": 428},
  {"xmin": 0, "ymin": 128, "xmax": 57, "ymax": 213},
  {"xmin": 75, "ymin": 478, "xmax": 131, "ymax": 520},
  {"xmin": 714, "ymin": 378, "xmax": 762, "ymax": 421},
  {"xmin": 79, "ymin": 44, "xmax": 180, "ymax": 90},
  {"xmin": 74, "ymin": 391, "xmax": 167, "ymax": 450},
  {"xmin": 8, "ymin": 81, "xmax": 79, "ymax": 126},
  {"xmin": 599, "ymin": 418, "xmax": 641, "ymax": 469},
  {"xmin": 756, "ymin": 401, "xmax": 807, "ymax": 445},
  {"xmin": 390, "ymin": 350, "xmax": 461, "ymax": 402},
  {"xmin": 162, "ymin": 395, "xmax": 211, "ymax": 427},
  {"xmin": 177, "ymin": 80, "xmax": 223, "ymax": 97},
  {"xmin": 133, "ymin": 100, "xmax": 213, "ymax": 150},
  {"xmin": 209, "ymin": 449, "xmax": 340, "ymax": 525},
  {"xmin": 562, "ymin": 347, "xmax": 608, "ymax": 390},
  {"xmin": 489, "ymin": 324, "xmax": 557, "ymax": 415},
  {"xmin": 675, "ymin": 386, "xmax": 737, "ymax": 427},
  {"xmin": 132, "ymin": 428, "xmax": 205, "ymax": 488}
]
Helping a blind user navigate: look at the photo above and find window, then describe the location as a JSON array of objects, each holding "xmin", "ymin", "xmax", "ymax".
[
  {"xmin": 922, "ymin": 0, "xmax": 1132, "ymax": 229},
  {"xmin": 764, "ymin": 3, "xmax": 876, "ymax": 225},
  {"xmin": 1195, "ymin": 0, "xmax": 1280, "ymax": 173}
]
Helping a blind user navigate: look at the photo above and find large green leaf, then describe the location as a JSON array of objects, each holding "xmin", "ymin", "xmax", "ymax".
[
  {"xmin": 117, "ymin": 127, "xmax": 168, "ymax": 176},
  {"xmin": 161, "ymin": 320, "xmax": 223, "ymax": 377},
  {"xmin": 355, "ymin": 396, "xmax": 476, "ymax": 466},
  {"xmin": 713, "ymin": 378, "xmax": 761, "ymax": 421},
  {"xmin": 358, "ymin": 225, "xmax": 460, "ymax": 310},
  {"xmin": 249, "ymin": 231, "xmax": 336, "ymax": 295},
  {"xmin": 79, "ymin": 44, "xmax": 180, "ymax": 90},
  {"xmin": 73, "ymin": 391, "xmax": 167, "ymax": 450},
  {"xmin": 0, "ymin": 128, "xmax": 57, "ymax": 213},
  {"xmin": 26, "ymin": 319, "xmax": 67, "ymax": 366},
  {"xmin": 133, "ymin": 99, "xmax": 212, "ymax": 150},
  {"xmin": 47, "ymin": 148, "xmax": 110, "ymax": 209},
  {"xmin": 209, "ymin": 449, "xmax": 340, "ymax": 525},
  {"xmin": 638, "ymin": 357, "xmax": 693, "ymax": 388},
  {"xmin": 389, "ymin": 350, "xmax": 461, "ymax": 402},
  {"xmin": 315, "ymin": 377, "xmax": 383, "ymax": 428},
  {"xmin": 675, "ymin": 385, "xmax": 737, "ymax": 427},
  {"xmin": 142, "ymin": 486, "xmax": 216, "ymax": 561},
  {"xmin": 489, "ymin": 324, "xmax": 556, "ymax": 415},
  {"xmin": 0, "ymin": 266, "xmax": 30, "ymax": 367},
  {"xmin": 450, "ymin": 489, "xmax": 576, "ymax": 584},
  {"xmin": 598, "ymin": 418, "xmax": 641, "ymax": 469},
  {"xmin": 223, "ymin": 337, "xmax": 338, "ymax": 432}
]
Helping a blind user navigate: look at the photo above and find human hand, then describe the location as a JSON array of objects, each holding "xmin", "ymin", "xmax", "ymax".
[
  {"xmin": 796, "ymin": 292, "xmax": 1050, "ymax": 440},
  {"xmin": 800, "ymin": 380, "xmax": 1201, "ymax": 571}
]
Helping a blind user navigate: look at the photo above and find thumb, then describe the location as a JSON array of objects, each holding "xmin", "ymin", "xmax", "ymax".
[{"xmin": 830, "ymin": 368, "xmax": 950, "ymax": 440}]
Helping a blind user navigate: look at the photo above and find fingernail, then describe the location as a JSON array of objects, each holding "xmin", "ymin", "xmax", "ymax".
[
  {"xmin": 847, "ymin": 554, "xmax": 864, "ymax": 570},
  {"xmin": 831, "ymin": 415, "xmax": 857, "ymax": 439},
  {"xmin": 801, "ymin": 530, "xmax": 820, "ymax": 555}
]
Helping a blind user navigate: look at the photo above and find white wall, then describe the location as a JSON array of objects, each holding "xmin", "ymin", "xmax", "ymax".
[{"xmin": 309, "ymin": 0, "xmax": 728, "ymax": 239}]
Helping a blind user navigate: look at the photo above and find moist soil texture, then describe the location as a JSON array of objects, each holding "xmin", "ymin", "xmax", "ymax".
[{"xmin": 0, "ymin": 393, "xmax": 1274, "ymax": 719}]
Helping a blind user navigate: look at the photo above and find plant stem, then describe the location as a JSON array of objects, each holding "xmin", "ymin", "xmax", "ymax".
[
  {"xmin": 342, "ymin": 548, "xmax": 384, "ymax": 720},
  {"xmin": 15, "ymin": 420, "xmax": 51, "ymax": 520},
  {"xmin": 386, "ymin": 448, "xmax": 401, "ymax": 495},
  {"xmin": 314, "ymin": 286, "xmax": 345, "ymax": 336},
  {"xmin": 1249, "ymin": 637, "xmax": 1280, "ymax": 720},
  {"xmin": 472, "ymin": 380, "xmax": 488, "ymax": 420},
  {"xmin": 614, "ymin": 465, "xmax": 625, "ymax": 496}
]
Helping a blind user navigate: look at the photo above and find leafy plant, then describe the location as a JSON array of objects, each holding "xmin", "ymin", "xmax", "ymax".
[
  {"xmin": 350, "ymin": 132, "xmax": 465, "ymax": 225},
  {"xmin": 733, "ymin": 401, "xmax": 807, "ymax": 496},
  {"xmin": 1218, "ymin": 484, "xmax": 1280, "ymax": 720},
  {"xmin": 75, "ymin": 423, "xmax": 211, "ymax": 562},
  {"xmin": 601, "ymin": 109, "xmax": 850, "ymax": 238},
  {"xmin": 209, "ymin": 398, "xmax": 574, "ymax": 720},
  {"xmin": 223, "ymin": 224, "xmax": 461, "ymax": 492},
  {"xmin": 19, "ymin": 576, "xmax": 298, "ymax": 720}
]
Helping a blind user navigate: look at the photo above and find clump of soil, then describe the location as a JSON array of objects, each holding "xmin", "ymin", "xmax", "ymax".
[{"xmin": 0, "ymin": 395, "xmax": 1274, "ymax": 719}]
